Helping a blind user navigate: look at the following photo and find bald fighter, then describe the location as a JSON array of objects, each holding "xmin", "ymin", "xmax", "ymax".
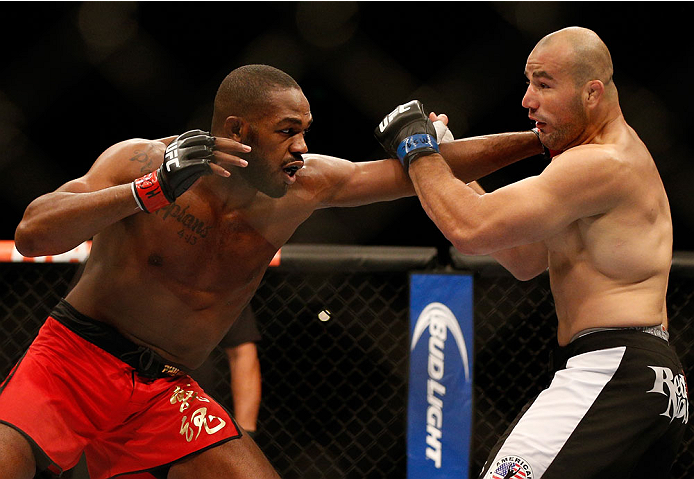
[
  {"xmin": 376, "ymin": 28, "xmax": 688, "ymax": 477},
  {"xmin": 3, "ymin": 64, "xmax": 545, "ymax": 478}
]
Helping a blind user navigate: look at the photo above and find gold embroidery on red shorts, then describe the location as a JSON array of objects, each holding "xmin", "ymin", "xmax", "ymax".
[
  {"xmin": 180, "ymin": 407, "xmax": 227, "ymax": 442},
  {"xmin": 170, "ymin": 385, "xmax": 198, "ymax": 412},
  {"xmin": 170, "ymin": 384, "xmax": 226, "ymax": 441}
]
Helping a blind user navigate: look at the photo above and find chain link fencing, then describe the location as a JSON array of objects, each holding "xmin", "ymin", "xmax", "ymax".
[{"xmin": 1, "ymin": 246, "xmax": 692, "ymax": 478}]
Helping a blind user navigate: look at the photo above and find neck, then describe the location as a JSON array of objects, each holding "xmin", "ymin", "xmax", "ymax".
[
  {"xmin": 585, "ymin": 103, "xmax": 624, "ymax": 144},
  {"xmin": 196, "ymin": 173, "xmax": 259, "ymax": 211},
  {"xmin": 565, "ymin": 101, "xmax": 623, "ymax": 149}
]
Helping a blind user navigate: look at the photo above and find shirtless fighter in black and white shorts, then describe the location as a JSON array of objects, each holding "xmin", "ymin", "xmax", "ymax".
[{"xmin": 375, "ymin": 27, "xmax": 689, "ymax": 478}]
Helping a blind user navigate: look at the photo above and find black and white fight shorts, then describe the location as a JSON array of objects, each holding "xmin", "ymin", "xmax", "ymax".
[{"xmin": 480, "ymin": 326, "xmax": 689, "ymax": 479}]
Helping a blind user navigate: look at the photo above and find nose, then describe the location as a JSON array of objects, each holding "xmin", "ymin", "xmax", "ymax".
[
  {"xmin": 290, "ymin": 133, "xmax": 308, "ymax": 154},
  {"xmin": 522, "ymin": 84, "xmax": 538, "ymax": 111}
]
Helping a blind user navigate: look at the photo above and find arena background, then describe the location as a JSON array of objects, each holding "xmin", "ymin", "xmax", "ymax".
[
  {"xmin": 1, "ymin": 2, "xmax": 693, "ymax": 478},
  {"xmin": 2, "ymin": 1, "xmax": 694, "ymax": 251}
]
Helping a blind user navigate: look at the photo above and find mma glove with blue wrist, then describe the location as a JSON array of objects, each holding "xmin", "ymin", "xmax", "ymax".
[
  {"xmin": 374, "ymin": 100, "xmax": 440, "ymax": 171},
  {"xmin": 132, "ymin": 129, "xmax": 216, "ymax": 213}
]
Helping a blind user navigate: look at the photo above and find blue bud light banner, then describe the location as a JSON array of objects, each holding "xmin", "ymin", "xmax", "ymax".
[{"xmin": 408, "ymin": 273, "xmax": 474, "ymax": 479}]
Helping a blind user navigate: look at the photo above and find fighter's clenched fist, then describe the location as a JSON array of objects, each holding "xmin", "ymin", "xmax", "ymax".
[{"xmin": 374, "ymin": 100, "xmax": 439, "ymax": 171}]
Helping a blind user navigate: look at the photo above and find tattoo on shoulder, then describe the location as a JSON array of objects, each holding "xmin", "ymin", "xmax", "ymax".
[{"xmin": 128, "ymin": 144, "xmax": 155, "ymax": 174}]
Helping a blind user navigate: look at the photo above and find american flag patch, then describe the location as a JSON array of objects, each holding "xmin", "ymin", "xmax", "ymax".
[{"xmin": 488, "ymin": 456, "xmax": 533, "ymax": 479}]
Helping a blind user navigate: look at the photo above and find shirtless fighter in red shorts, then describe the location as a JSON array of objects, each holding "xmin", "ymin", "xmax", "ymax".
[{"xmin": 3, "ymin": 65, "xmax": 544, "ymax": 479}]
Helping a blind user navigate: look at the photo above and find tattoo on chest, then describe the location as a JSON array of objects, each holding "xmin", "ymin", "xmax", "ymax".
[
  {"xmin": 128, "ymin": 145, "xmax": 155, "ymax": 173},
  {"xmin": 156, "ymin": 203, "xmax": 213, "ymax": 245}
]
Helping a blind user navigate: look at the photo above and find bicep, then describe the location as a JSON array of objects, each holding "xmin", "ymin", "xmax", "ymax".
[
  {"xmin": 479, "ymin": 153, "xmax": 627, "ymax": 247},
  {"xmin": 480, "ymin": 176, "xmax": 569, "ymax": 244},
  {"xmin": 491, "ymin": 242, "xmax": 549, "ymax": 280},
  {"xmin": 311, "ymin": 154, "xmax": 414, "ymax": 208}
]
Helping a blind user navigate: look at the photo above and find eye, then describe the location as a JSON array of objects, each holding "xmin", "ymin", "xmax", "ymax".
[
  {"xmin": 279, "ymin": 127, "xmax": 310, "ymax": 137},
  {"xmin": 526, "ymin": 80, "xmax": 550, "ymax": 91}
]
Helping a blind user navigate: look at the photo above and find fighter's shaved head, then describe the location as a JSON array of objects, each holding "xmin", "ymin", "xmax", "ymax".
[
  {"xmin": 536, "ymin": 27, "xmax": 614, "ymax": 88},
  {"xmin": 211, "ymin": 64, "xmax": 301, "ymax": 134}
]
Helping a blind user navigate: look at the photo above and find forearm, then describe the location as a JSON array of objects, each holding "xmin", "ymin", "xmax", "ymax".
[
  {"xmin": 409, "ymin": 155, "xmax": 492, "ymax": 253},
  {"xmin": 15, "ymin": 184, "xmax": 140, "ymax": 256},
  {"xmin": 441, "ymin": 130, "xmax": 543, "ymax": 183},
  {"xmin": 228, "ymin": 345, "xmax": 261, "ymax": 432},
  {"xmin": 374, "ymin": 102, "xmax": 545, "ymax": 254},
  {"xmin": 329, "ymin": 131, "xmax": 543, "ymax": 208},
  {"xmin": 231, "ymin": 375, "xmax": 261, "ymax": 432}
]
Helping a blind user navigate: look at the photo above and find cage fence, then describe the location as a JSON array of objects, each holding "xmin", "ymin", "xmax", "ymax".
[{"xmin": 1, "ymin": 246, "xmax": 692, "ymax": 478}]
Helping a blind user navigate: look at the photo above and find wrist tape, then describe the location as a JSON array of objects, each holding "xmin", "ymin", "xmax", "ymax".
[
  {"xmin": 397, "ymin": 134, "xmax": 439, "ymax": 167},
  {"xmin": 132, "ymin": 172, "xmax": 171, "ymax": 213}
]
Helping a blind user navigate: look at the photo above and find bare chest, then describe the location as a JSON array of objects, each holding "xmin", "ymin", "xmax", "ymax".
[{"xmin": 139, "ymin": 200, "xmax": 279, "ymax": 293}]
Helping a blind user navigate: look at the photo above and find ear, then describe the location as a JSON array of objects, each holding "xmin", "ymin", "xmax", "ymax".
[
  {"xmin": 585, "ymin": 80, "xmax": 604, "ymax": 106},
  {"xmin": 223, "ymin": 116, "xmax": 247, "ymax": 141}
]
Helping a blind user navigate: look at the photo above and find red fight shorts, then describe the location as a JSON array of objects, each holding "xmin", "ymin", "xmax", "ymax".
[{"xmin": 0, "ymin": 316, "xmax": 240, "ymax": 478}]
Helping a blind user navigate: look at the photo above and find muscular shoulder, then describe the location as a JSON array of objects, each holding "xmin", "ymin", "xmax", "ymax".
[
  {"xmin": 85, "ymin": 137, "xmax": 175, "ymax": 190},
  {"xmin": 554, "ymin": 143, "xmax": 624, "ymax": 166},
  {"xmin": 556, "ymin": 122, "xmax": 654, "ymax": 177},
  {"xmin": 97, "ymin": 137, "xmax": 170, "ymax": 174},
  {"xmin": 55, "ymin": 136, "xmax": 177, "ymax": 194},
  {"xmin": 549, "ymin": 143, "xmax": 633, "ymax": 186},
  {"xmin": 538, "ymin": 143, "xmax": 640, "ymax": 219}
]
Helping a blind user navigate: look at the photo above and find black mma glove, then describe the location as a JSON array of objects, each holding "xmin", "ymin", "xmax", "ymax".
[
  {"xmin": 132, "ymin": 129, "xmax": 216, "ymax": 213},
  {"xmin": 374, "ymin": 100, "xmax": 439, "ymax": 171}
]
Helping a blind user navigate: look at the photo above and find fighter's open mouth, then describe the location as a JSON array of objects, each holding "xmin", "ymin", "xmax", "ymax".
[{"xmin": 283, "ymin": 165, "xmax": 300, "ymax": 177}]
